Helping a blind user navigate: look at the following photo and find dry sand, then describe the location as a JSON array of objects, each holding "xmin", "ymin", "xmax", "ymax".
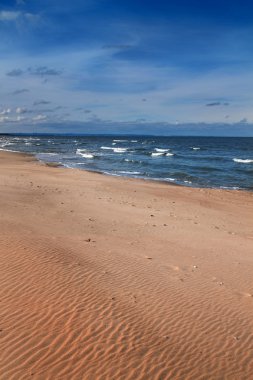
[{"xmin": 0, "ymin": 150, "xmax": 253, "ymax": 380}]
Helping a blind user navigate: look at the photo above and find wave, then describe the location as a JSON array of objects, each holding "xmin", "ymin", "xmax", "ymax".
[
  {"xmin": 118, "ymin": 171, "xmax": 141, "ymax": 175},
  {"xmin": 39, "ymin": 153, "xmax": 58, "ymax": 156},
  {"xmin": 191, "ymin": 147, "xmax": 200, "ymax": 150},
  {"xmin": 151, "ymin": 152, "xmax": 164, "ymax": 157},
  {"xmin": 76, "ymin": 148, "xmax": 86, "ymax": 154},
  {"xmin": 101, "ymin": 146, "xmax": 114, "ymax": 150},
  {"xmin": 80, "ymin": 153, "xmax": 94, "ymax": 159},
  {"xmin": 165, "ymin": 177, "xmax": 176, "ymax": 182},
  {"xmin": 76, "ymin": 148, "xmax": 94, "ymax": 158},
  {"xmin": 113, "ymin": 139, "xmax": 128, "ymax": 142},
  {"xmin": 220, "ymin": 186, "xmax": 240, "ymax": 190},
  {"xmin": 151, "ymin": 151, "xmax": 174, "ymax": 157},
  {"xmin": 155, "ymin": 148, "xmax": 169, "ymax": 152},
  {"xmin": 0, "ymin": 148, "xmax": 20, "ymax": 153},
  {"xmin": 113, "ymin": 148, "xmax": 127, "ymax": 153},
  {"xmin": 1, "ymin": 142, "xmax": 15, "ymax": 146},
  {"xmin": 233, "ymin": 158, "xmax": 253, "ymax": 164}
]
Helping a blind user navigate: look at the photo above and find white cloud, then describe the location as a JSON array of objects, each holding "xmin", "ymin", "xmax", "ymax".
[
  {"xmin": 0, "ymin": 10, "xmax": 39, "ymax": 23},
  {"xmin": 33, "ymin": 114, "xmax": 47, "ymax": 121},
  {"xmin": 0, "ymin": 116, "xmax": 9, "ymax": 122},
  {"xmin": 0, "ymin": 108, "xmax": 11, "ymax": 115},
  {"xmin": 0, "ymin": 11, "xmax": 20, "ymax": 21},
  {"xmin": 16, "ymin": 115, "xmax": 26, "ymax": 122},
  {"xmin": 16, "ymin": 107, "xmax": 27, "ymax": 114}
]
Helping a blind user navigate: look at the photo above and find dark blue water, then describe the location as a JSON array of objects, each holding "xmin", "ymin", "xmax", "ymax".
[{"xmin": 1, "ymin": 135, "xmax": 253, "ymax": 190}]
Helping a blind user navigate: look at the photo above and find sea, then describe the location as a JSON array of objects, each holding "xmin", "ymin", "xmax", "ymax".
[{"xmin": 0, "ymin": 135, "xmax": 253, "ymax": 191}]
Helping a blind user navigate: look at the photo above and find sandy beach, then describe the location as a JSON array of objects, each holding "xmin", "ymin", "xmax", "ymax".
[{"xmin": 0, "ymin": 150, "xmax": 253, "ymax": 380}]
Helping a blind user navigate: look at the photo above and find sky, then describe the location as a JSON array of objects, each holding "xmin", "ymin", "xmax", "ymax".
[{"xmin": 0, "ymin": 0, "xmax": 253, "ymax": 135}]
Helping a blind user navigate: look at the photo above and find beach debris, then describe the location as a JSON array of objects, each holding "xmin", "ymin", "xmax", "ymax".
[
  {"xmin": 84, "ymin": 238, "xmax": 91, "ymax": 242},
  {"xmin": 163, "ymin": 224, "xmax": 167, "ymax": 226},
  {"xmin": 145, "ymin": 256, "xmax": 152, "ymax": 260},
  {"xmin": 150, "ymin": 214, "xmax": 155, "ymax": 217},
  {"xmin": 193, "ymin": 265, "xmax": 198, "ymax": 269},
  {"xmin": 219, "ymin": 282, "xmax": 224, "ymax": 286},
  {"xmin": 89, "ymin": 218, "xmax": 95, "ymax": 221},
  {"xmin": 233, "ymin": 336, "xmax": 239, "ymax": 340}
]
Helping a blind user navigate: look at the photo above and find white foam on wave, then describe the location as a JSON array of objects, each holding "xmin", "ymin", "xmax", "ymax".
[
  {"xmin": 76, "ymin": 148, "xmax": 94, "ymax": 158},
  {"xmin": 166, "ymin": 152, "xmax": 174, "ymax": 156},
  {"xmin": 76, "ymin": 148, "xmax": 86, "ymax": 154},
  {"xmin": 40, "ymin": 153, "xmax": 58, "ymax": 156},
  {"xmin": 184, "ymin": 180, "xmax": 192, "ymax": 184},
  {"xmin": 131, "ymin": 140, "xmax": 138, "ymax": 143},
  {"xmin": 155, "ymin": 148, "xmax": 169, "ymax": 152},
  {"xmin": 113, "ymin": 139, "xmax": 128, "ymax": 142},
  {"xmin": 1, "ymin": 142, "xmax": 15, "ymax": 146},
  {"xmin": 101, "ymin": 146, "xmax": 113, "ymax": 150},
  {"xmin": 118, "ymin": 171, "xmax": 141, "ymax": 175},
  {"xmin": 113, "ymin": 148, "xmax": 127, "ymax": 153},
  {"xmin": 165, "ymin": 178, "xmax": 176, "ymax": 182},
  {"xmin": 192, "ymin": 147, "xmax": 200, "ymax": 150},
  {"xmin": 104, "ymin": 171, "xmax": 121, "ymax": 177},
  {"xmin": 0, "ymin": 148, "xmax": 20, "ymax": 153},
  {"xmin": 233, "ymin": 158, "xmax": 253, "ymax": 164},
  {"xmin": 151, "ymin": 152, "xmax": 164, "ymax": 157},
  {"xmin": 220, "ymin": 186, "xmax": 240, "ymax": 190}
]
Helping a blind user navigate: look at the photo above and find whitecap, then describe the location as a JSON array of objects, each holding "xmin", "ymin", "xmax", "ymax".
[
  {"xmin": 113, "ymin": 148, "xmax": 127, "ymax": 153},
  {"xmin": 113, "ymin": 139, "xmax": 128, "ymax": 142},
  {"xmin": 220, "ymin": 186, "xmax": 240, "ymax": 190},
  {"xmin": 0, "ymin": 148, "xmax": 20, "ymax": 153},
  {"xmin": 155, "ymin": 148, "xmax": 169, "ymax": 152},
  {"xmin": 76, "ymin": 148, "xmax": 86, "ymax": 154},
  {"xmin": 40, "ymin": 153, "xmax": 58, "ymax": 156},
  {"xmin": 233, "ymin": 158, "xmax": 253, "ymax": 164},
  {"xmin": 192, "ymin": 147, "xmax": 200, "ymax": 150},
  {"xmin": 151, "ymin": 152, "xmax": 164, "ymax": 156},
  {"xmin": 166, "ymin": 152, "xmax": 174, "ymax": 156},
  {"xmin": 101, "ymin": 146, "xmax": 113, "ymax": 150},
  {"xmin": 76, "ymin": 148, "xmax": 94, "ymax": 158},
  {"xmin": 118, "ymin": 171, "xmax": 141, "ymax": 175},
  {"xmin": 165, "ymin": 178, "xmax": 176, "ymax": 181},
  {"xmin": 81, "ymin": 153, "xmax": 94, "ymax": 159},
  {"xmin": 104, "ymin": 171, "xmax": 121, "ymax": 176}
]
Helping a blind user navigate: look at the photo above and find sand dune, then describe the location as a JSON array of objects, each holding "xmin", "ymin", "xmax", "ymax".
[{"xmin": 0, "ymin": 151, "xmax": 253, "ymax": 379}]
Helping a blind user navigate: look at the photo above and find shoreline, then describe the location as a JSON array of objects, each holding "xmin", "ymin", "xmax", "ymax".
[
  {"xmin": 0, "ymin": 150, "xmax": 253, "ymax": 379},
  {"xmin": 1, "ymin": 147, "xmax": 251, "ymax": 193}
]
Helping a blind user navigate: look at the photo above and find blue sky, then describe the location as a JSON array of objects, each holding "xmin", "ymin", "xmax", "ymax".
[{"xmin": 0, "ymin": 0, "xmax": 253, "ymax": 135}]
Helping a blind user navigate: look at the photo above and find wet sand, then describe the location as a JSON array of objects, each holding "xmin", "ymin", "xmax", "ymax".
[{"xmin": 0, "ymin": 150, "xmax": 253, "ymax": 380}]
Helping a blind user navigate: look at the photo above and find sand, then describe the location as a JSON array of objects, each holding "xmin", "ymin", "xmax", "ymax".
[{"xmin": 0, "ymin": 150, "xmax": 252, "ymax": 380}]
